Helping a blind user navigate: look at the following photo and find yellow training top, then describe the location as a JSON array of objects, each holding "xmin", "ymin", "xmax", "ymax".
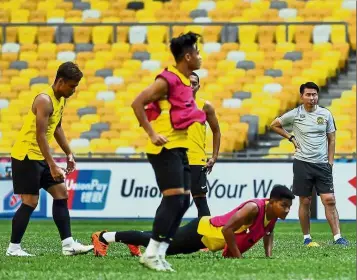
[
  {"xmin": 146, "ymin": 66, "xmax": 191, "ymax": 155},
  {"xmin": 197, "ymin": 201, "xmax": 270, "ymax": 251},
  {"xmin": 11, "ymin": 87, "xmax": 64, "ymax": 160},
  {"xmin": 187, "ymin": 98, "xmax": 207, "ymax": 165}
]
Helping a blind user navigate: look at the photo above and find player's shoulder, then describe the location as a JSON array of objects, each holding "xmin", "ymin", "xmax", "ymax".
[{"xmin": 316, "ymin": 105, "xmax": 333, "ymax": 116}]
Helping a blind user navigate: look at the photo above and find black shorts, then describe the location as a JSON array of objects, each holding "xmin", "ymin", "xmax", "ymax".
[
  {"xmin": 293, "ymin": 159, "xmax": 334, "ymax": 197},
  {"xmin": 11, "ymin": 156, "xmax": 64, "ymax": 195},
  {"xmin": 190, "ymin": 165, "xmax": 208, "ymax": 196},
  {"xmin": 147, "ymin": 147, "xmax": 191, "ymax": 192}
]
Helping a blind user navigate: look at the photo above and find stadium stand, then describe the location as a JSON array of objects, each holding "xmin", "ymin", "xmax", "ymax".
[{"xmin": 0, "ymin": 0, "xmax": 355, "ymax": 157}]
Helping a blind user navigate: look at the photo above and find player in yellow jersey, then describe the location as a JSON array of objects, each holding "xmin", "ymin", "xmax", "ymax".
[
  {"xmin": 188, "ymin": 72, "xmax": 220, "ymax": 217},
  {"xmin": 6, "ymin": 62, "xmax": 93, "ymax": 257}
]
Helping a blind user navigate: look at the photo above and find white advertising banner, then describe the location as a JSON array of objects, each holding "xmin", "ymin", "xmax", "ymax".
[{"xmin": 46, "ymin": 161, "xmax": 355, "ymax": 220}]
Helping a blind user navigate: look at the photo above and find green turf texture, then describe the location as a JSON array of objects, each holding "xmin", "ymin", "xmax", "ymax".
[{"xmin": 0, "ymin": 220, "xmax": 355, "ymax": 280}]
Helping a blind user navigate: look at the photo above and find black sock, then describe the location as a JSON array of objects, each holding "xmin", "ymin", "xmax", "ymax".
[
  {"xmin": 11, "ymin": 203, "xmax": 35, "ymax": 244},
  {"xmin": 152, "ymin": 194, "xmax": 185, "ymax": 242},
  {"xmin": 193, "ymin": 197, "xmax": 211, "ymax": 217},
  {"xmin": 167, "ymin": 194, "xmax": 190, "ymax": 241},
  {"xmin": 114, "ymin": 231, "xmax": 152, "ymax": 247},
  {"xmin": 52, "ymin": 199, "xmax": 72, "ymax": 240}
]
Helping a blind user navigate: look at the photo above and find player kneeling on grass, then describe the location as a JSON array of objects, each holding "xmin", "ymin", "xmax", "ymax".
[{"xmin": 92, "ymin": 185, "xmax": 294, "ymax": 264}]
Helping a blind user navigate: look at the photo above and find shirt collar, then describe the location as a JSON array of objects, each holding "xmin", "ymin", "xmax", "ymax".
[{"xmin": 167, "ymin": 65, "xmax": 191, "ymax": 86}]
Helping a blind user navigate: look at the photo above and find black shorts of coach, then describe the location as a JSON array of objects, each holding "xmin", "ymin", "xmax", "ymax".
[
  {"xmin": 11, "ymin": 156, "xmax": 64, "ymax": 195},
  {"xmin": 190, "ymin": 165, "xmax": 208, "ymax": 196},
  {"xmin": 147, "ymin": 147, "xmax": 191, "ymax": 192},
  {"xmin": 292, "ymin": 159, "xmax": 334, "ymax": 197}
]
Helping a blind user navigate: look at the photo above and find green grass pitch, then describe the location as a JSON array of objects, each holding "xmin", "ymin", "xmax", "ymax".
[{"xmin": 0, "ymin": 220, "xmax": 355, "ymax": 280}]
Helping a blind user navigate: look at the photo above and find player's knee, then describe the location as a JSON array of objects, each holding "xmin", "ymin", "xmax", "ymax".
[
  {"xmin": 300, "ymin": 196, "xmax": 312, "ymax": 206},
  {"xmin": 322, "ymin": 195, "xmax": 336, "ymax": 207},
  {"xmin": 21, "ymin": 195, "xmax": 39, "ymax": 208}
]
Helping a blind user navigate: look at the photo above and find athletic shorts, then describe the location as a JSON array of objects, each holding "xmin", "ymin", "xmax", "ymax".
[
  {"xmin": 292, "ymin": 159, "xmax": 334, "ymax": 196},
  {"xmin": 147, "ymin": 147, "xmax": 191, "ymax": 192},
  {"xmin": 11, "ymin": 156, "xmax": 64, "ymax": 195},
  {"xmin": 190, "ymin": 165, "xmax": 208, "ymax": 196}
]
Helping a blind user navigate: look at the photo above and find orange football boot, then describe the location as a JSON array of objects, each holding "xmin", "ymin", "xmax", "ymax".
[
  {"xmin": 92, "ymin": 231, "xmax": 109, "ymax": 257},
  {"xmin": 127, "ymin": 244, "xmax": 142, "ymax": 256}
]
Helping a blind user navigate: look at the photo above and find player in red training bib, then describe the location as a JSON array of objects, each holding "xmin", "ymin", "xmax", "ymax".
[{"xmin": 92, "ymin": 185, "xmax": 294, "ymax": 259}]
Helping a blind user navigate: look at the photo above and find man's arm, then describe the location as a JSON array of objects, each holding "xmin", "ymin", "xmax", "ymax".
[
  {"xmin": 34, "ymin": 94, "xmax": 56, "ymax": 168},
  {"xmin": 270, "ymin": 109, "xmax": 300, "ymax": 150},
  {"xmin": 204, "ymin": 101, "xmax": 220, "ymax": 173},
  {"xmin": 263, "ymin": 232, "xmax": 274, "ymax": 257},
  {"xmin": 54, "ymin": 119, "xmax": 72, "ymax": 156},
  {"xmin": 131, "ymin": 78, "xmax": 168, "ymax": 146},
  {"xmin": 54, "ymin": 119, "xmax": 76, "ymax": 173},
  {"xmin": 327, "ymin": 132, "xmax": 335, "ymax": 166},
  {"xmin": 221, "ymin": 202, "xmax": 259, "ymax": 258}
]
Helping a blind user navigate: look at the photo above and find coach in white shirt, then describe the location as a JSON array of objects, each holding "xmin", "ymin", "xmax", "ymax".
[{"xmin": 270, "ymin": 82, "xmax": 348, "ymax": 246}]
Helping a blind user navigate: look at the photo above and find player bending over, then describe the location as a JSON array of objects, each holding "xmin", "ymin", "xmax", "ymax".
[{"xmin": 92, "ymin": 185, "xmax": 294, "ymax": 265}]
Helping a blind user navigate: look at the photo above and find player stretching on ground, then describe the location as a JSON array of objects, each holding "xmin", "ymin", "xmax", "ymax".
[
  {"xmin": 6, "ymin": 62, "xmax": 93, "ymax": 256},
  {"xmin": 96, "ymin": 32, "xmax": 206, "ymax": 272},
  {"xmin": 92, "ymin": 185, "xmax": 294, "ymax": 259}
]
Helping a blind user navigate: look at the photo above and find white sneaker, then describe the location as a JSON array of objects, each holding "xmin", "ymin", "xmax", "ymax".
[
  {"xmin": 6, "ymin": 247, "xmax": 34, "ymax": 257},
  {"xmin": 139, "ymin": 254, "xmax": 166, "ymax": 271},
  {"xmin": 159, "ymin": 256, "xmax": 175, "ymax": 272},
  {"xmin": 62, "ymin": 240, "xmax": 94, "ymax": 256}
]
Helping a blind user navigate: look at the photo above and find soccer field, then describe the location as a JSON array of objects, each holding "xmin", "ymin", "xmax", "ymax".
[{"xmin": 0, "ymin": 220, "xmax": 355, "ymax": 280}]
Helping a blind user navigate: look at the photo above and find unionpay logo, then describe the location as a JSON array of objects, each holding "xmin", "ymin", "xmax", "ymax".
[
  {"xmin": 4, "ymin": 191, "xmax": 22, "ymax": 211},
  {"xmin": 348, "ymin": 176, "xmax": 356, "ymax": 206},
  {"xmin": 66, "ymin": 170, "xmax": 111, "ymax": 210}
]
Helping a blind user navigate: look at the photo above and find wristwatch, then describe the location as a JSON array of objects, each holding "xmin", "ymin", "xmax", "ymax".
[{"xmin": 288, "ymin": 135, "xmax": 295, "ymax": 142}]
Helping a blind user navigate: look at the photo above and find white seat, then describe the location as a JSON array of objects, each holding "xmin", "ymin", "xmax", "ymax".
[
  {"xmin": 198, "ymin": 1, "xmax": 216, "ymax": 11},
  {"xmin": 203, "ymin": 42, "xmax": 221, "ymax": 54},
  {"xmin": 69, "ymin": 138, "xmax": 90, "ymax": 148},
  {"xmin": 227, "ymin": 51, "xmax": 246, "ymax": 63},
  {"xmin": 104, "ymin": 76, "xmax": 124, "ymax": 86},
  {"xmin": 96, "ymin": 91, "xmax": 115, "ymax": 101},
  {"xmin": 82, "ymin": 9, "xmax": 101, "ymax": 20},
  {"xmin": 313, "ymin": 25, "xmax": 332, "ymax": 44},
  {"xmin": 57, "ymin": 51, "xmax": 76, "ymax": 62},
  {"xmin": 2, "ymin": 43, "xmax": 20, "ymax": 53},
  {"xmin": 115, "ymin": 146, "xmax": 136, "ymax": 154},
  {"xmin": 342, "ymin": 0, "xmax": 356, "ymax": 10},
  {"xmin": 47, "ymin": 17, "xmax": 65, "ymax": 23},
  {"xmin": 0, "ymin": 99, "xmax": 9, "ymax": 109},
  {"xmin": 129, "ymin": 26, "xmax": 147, "ymax": 44},
  {"xmin": 278, "ymin": 8, "xmax": 297, "ymax": 19},
  {"xmin": 0, "ymin": 131, "xmax": 2, "ymax": 139},
  {"xmin": 142, "ymin": 60, "xmax": 161, "ymax": 71},
  {"xmin": 194, "ymin": 69, "xmax": 208, "ymax": 79},
  {"xmin": 263, "ymin": 83, "xmax": 283, "ymax": 94},
  {"xmin": 193, "ymin": 17, "xmax": 212, "ymax": 23},
  {"xmin": 222, "ymin": 98, "xmax": 242, "ymax": 108}
]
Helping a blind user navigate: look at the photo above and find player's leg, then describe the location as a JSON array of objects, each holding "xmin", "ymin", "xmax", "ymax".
[
  {"xmin": 316, "ymin": 163, "xmax": 348, "ymax": 245},
  {"xmin": 6, "ymin": 157, "xmax": 41, "ymax": 257},
  {"xmin": 144, "ymin": 148, "xmax": 190, "ymax": 271},
  {"xmin": 92, "ymin": 230, "xmax": 152, "ymax": 257},
  {"xmin": 43, "ymin": 163, "xmax": 93, "ymax": 255},
  {"xmin": 292, "ymin": 159, "xmax": 318, "ymax": 246},
  {"xmin": 190, "ymin": 165, "xmax": 210, "ymax": 217},
  {"xmin": 166, "ymin": 217, "xmax": 205, "ymax": 255}
]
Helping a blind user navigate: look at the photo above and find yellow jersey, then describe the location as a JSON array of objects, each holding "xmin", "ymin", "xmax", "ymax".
[
  {"xmin": 11, "ymin": 87, "xmax": 65, "ymax": 160},
  {"xmin": 197, "ymin": 202, "xmax": 271, "ymax": 251},
  {"xmin": 187, "ymin": 98, "xmax": 207, "ymax": 165},
  {"xmin": 146, "ymin": 66, "xmax": 191, "ymax": 155}
]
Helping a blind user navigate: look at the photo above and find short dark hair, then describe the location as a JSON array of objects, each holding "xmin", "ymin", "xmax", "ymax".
[
  {"xmin": 300, "ymin": 82, "xmax": 319, "ymax": 94},
  {"xmin": 270, "ymin": 185, "xmax": 295, "ymax": 200},
  {"xmin": 190, "ymin": 72, "xmax": 200, "ymax": 84},
  {"xmin": 55, "ymin": 62, "xmax": 83, "ymax": 83},
  {"xmin": 170, "ymin": 32, "xmax": 201, "ymax": 62}
]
